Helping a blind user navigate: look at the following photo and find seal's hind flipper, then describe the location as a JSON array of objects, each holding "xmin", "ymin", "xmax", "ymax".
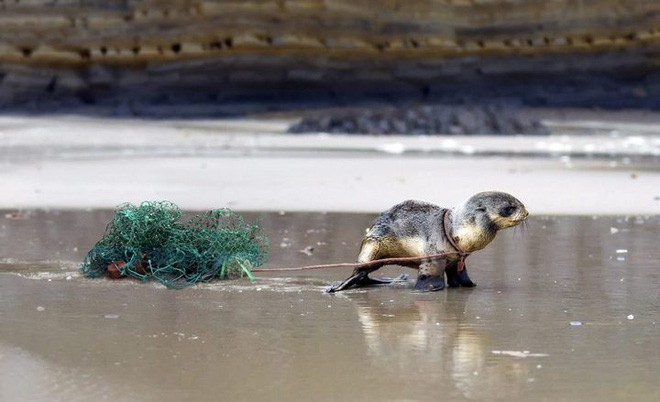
[
  {"xmin": 326, "ymin": 271, "xmax": 396, "ymax": 293},
  {"xmin": 414, "ymin": 274, "xmax": 445, "ymax": 292}
]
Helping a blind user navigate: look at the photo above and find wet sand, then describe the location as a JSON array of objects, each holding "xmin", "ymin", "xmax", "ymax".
[{"xmin": 1, "ymin": 210, "xmax": 659, "ymax": 401}]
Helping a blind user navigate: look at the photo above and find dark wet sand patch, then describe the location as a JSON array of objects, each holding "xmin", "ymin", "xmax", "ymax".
[{"xmin": 288, "ymin": 104, "xmax": 550, "ymax": 135}]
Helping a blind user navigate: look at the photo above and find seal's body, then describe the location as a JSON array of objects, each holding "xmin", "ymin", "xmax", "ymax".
[{"xmin": 328, "ymin": 191, "xmax": 528, "ymax": 292}]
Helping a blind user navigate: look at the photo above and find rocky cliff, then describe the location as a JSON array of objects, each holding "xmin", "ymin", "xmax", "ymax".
[{"xmin": 1, "ymin": 0, "xmax": 659, "ymax": 114}]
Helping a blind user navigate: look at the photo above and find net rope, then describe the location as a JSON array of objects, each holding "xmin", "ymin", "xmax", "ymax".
[{"xmin": 80, "ymin": 201, "xmax": 269, "ymax": 288}]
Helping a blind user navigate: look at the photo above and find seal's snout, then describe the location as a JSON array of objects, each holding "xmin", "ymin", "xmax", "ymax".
[
  {"xmin": 509, "ymin": 207, "xmax": 528, "ymax": 226},
  {"xmin": 495, "ymin": 203, "xmax": 528, "ymax": 228}
]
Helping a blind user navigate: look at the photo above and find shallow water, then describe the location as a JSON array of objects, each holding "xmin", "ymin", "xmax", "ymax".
[{"xmin": 1, "ymin": 210, "xmax": 659, "ymax": 401}]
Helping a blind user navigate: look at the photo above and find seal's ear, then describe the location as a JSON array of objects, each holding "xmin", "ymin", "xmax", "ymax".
[{"xmin": 470, "ymin": 207, "xmax": 487, "ymax": 223}]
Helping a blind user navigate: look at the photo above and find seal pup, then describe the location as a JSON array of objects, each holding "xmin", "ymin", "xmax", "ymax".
[{"xmin": 327, "ymin": 191, "xmax": 528, "ymax": 292}]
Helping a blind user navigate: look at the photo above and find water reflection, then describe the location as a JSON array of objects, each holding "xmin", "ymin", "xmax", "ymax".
[{"xmin": 342, "ymin": 289, "xmax": 529, "ymax": 400}]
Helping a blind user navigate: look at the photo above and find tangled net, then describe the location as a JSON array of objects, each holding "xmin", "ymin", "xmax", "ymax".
[{"xmin": 80, "ymin": 201, "xmax": 269, "ymax": 289}]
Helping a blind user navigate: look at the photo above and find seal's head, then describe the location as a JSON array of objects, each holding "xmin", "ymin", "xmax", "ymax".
[
  {"xmin": 450, "ymin": 191, "xmax": 528, "ymax": 252},
  {"xmin": 470, "ymin": 191, "xmax": 529, "ymax": 229}
]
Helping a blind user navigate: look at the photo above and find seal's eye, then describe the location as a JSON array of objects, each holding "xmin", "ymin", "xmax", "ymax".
[{"xmin": 500, "ymin": 206, "xmax": 517, "ymax": 217}]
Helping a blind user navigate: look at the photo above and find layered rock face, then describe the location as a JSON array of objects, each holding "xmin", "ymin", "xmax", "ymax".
[{"xmin": 0, "ymin": 0, "xmax": 658, "ymax": 114}]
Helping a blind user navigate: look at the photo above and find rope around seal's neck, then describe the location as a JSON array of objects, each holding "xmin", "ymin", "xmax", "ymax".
[{"xmin": 442, "ymin": 209, "xmax": 470, "ymax": 272}]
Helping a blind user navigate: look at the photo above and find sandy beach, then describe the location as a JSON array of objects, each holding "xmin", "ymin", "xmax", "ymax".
[
  {"xmin": 1, "ymin": 113, "xmax": 659, "ymax": 215},
  {"xmin": 1, "ymin": 111, "xmax": 660, "ymax": 401}
]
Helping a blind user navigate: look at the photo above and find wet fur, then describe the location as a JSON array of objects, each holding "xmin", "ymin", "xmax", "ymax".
[{"xmin": 328, "ymin": 191, "xmax": 528, "ymax": 292}]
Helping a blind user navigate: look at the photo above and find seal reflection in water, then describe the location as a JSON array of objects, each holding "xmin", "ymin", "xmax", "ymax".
[{"xmin": 328, "ymin": 191, "xmax": 528, "ymax": 292}]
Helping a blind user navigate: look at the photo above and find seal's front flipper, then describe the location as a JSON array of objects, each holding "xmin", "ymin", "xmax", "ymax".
[
  {"xmin": 414, "ymin": 274, "xmax": 445, "ymax": 291},
  {"xmin": 446, "ymin": 264, "xmax": 476, "ymax": 288},
  {"xmin": 457, "ymin": 268, "xmax": 476, "ymax": 287},
  {"xmin": 326, "ymin": 271, "xmax": 394, "ymax": 293}
]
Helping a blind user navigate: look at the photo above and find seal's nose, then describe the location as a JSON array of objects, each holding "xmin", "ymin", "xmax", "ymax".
[{"xmin": 520, "ymin": 208, "xmax": 529, "ymax": 220}]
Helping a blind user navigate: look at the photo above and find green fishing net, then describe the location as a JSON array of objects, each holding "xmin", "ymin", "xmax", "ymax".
[{"xmin": 80, "ymin": 201, "xmax": 269, "ymax": 289}]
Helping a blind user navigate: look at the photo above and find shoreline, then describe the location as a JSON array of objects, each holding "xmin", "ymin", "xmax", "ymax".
[{"xmin": 1, "ymin": 113, "xmax": 659, "ymax": 215}]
